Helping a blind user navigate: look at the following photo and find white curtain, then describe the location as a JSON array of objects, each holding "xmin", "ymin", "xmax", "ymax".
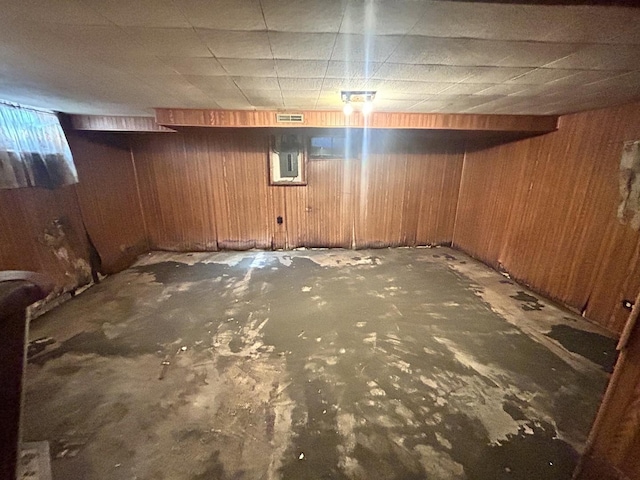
[{"xmin": 0, "ymin": 102, "xmax": 77, "ymax": 189}]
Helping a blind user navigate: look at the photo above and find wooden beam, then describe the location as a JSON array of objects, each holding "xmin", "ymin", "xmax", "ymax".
[
  {"xmin": 70, "ymin": 115, "xmax": 176, "ymax": 132},
  {"xmin": 154, "ymin": 108, "xmax": 558, "ymax": 133}
]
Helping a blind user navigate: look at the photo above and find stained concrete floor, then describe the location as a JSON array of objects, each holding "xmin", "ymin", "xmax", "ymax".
[{"xmin": 23, "ymin": 247, "xmax": 617, "ymax": 480}]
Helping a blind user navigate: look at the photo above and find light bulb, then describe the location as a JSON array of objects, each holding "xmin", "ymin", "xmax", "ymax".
[
  {"xmin": 362, "ymin": 100, "xmax": 373, "ymax": 115},
  {"xmin": 343, "ymin": 102, "xmax": 353, "ymax": 116}
]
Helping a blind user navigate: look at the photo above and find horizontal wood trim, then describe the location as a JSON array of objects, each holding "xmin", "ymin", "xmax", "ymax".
[
  {"xmin": 154, "ymin": 108, "xmax": 558, "ymax": 133},
  {"xmin": 70, "ymin": 115, "xmax": 176, "ymax": 132}
]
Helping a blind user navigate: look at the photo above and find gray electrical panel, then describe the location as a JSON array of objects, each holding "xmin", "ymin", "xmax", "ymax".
[
  {"xmin": 279, "ymin": 150, "xmax": 299, "ymax": 177},
  {"xmin": 278, "ymin": 135, "xmax": 301, "ymax": 178}
]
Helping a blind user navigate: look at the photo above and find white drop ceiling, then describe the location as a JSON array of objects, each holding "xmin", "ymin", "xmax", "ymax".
[{"xmin": 0, "ymin": 0, "xmax": 639, "ymax": 116}]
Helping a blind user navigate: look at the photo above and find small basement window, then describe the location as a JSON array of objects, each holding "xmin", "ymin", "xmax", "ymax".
[{"xmin": 308, "ymin": 136, "xmax": 346, "ymax": 159}]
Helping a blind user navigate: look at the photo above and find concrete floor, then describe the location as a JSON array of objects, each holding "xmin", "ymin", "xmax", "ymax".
[{"xmin": 23, "ymin": 247, "xmax": 617, "ymax": 480}]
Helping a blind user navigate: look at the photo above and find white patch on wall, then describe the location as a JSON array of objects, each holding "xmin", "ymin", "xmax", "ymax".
[{"xmin": 618, "ymin": 140, "xmax": 640, "ymax": 230}]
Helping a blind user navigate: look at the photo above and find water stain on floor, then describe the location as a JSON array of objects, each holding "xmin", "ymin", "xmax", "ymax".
[{"xmin": 22, "ymin": 248, "xmax": 615, "ymax": 480}]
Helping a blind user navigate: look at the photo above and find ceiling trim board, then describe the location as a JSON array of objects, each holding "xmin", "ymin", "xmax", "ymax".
[
  {"xmin": 70, "ymin": 115, "xmax": 176, "ymax": 132},
  {"xmin": 154, "ymin": 108, "xmax": 558, "ymax": 133}
]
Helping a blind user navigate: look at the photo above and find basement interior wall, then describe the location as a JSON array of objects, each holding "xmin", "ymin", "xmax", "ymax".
[
  {"xmin": 454, "ymin": 102, "xmax": 640, "ymax": 334},
  {"xmin": 1, "ymin": 104, "xmax": 639, "ymax": 335},
  {"xmin": 0, "ymin": 131, "xmax": 149, "ymax": 295},
  {"xmin": 68, "ymin": 132, "xmax": 148, "ymax": 274},
  {"xmin": 130, "ymin": 129, "xmax": 464, "ymax": 252}
]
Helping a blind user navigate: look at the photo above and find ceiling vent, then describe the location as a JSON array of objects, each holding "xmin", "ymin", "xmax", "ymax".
[{"xmin": 276, "ymin": 113, "xmax": 304, "ymax": 124}]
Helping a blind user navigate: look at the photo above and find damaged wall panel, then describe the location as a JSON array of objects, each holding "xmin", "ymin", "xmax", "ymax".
[
  {"xmin": 455, "ymin": 102, "xmax": 640, "ymax": 333},
  {"xmin": 0, "ymin": 186, "xmax": 92, "ymax": 292},
  {"xmin": 69, "ymin": 133, "xmax": 148, "ymax": 274},
  {"xmin": 618, "ymin": 140, "xmax": 640, "ymax": 231}
]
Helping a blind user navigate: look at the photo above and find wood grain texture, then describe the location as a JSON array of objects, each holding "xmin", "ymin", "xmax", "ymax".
[
  {"xmin": 132, "ymin": 130, "xmax": 285, "ymax": 251},
  {"xmin": 454, "ymin": 102, "xmax": 640, "ymax": 334},
  {"xmin": 69, "ymin": 133, "xmax": 148, "ymax": 273},
  {"xmin": 70, "ymin": 115, "xmax": 175, "ymax": 132},
  {"xmin": 582, "ymin": 291, "xmax": 640, "ymax": 480},
  {"xmin": 353, "ymin": 132, "xmax": 463, "ymax": 248},
  {"xmin": 0, "ymin": 186, "xmax": 91, "ymax": 291},
  {"xmin": 155, "ymin": 108, "xmax": 558, "ymax": 133},
  {"xmin": 130, "ymin": 129, "xmax": 463, "ymax": 251}
]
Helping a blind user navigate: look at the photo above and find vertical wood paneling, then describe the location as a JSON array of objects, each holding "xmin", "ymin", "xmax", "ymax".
[
  {"xmin": 354, "ymin": 132, "xmax": 464, "ymax": 248},
  {"xmin": 131, "ymin": 129, "xmax": 464, "ymax": 253},
  {"xmin": 133, "ymin": 134, "xmax": 219, "ymax": 251},
  {"xmin": 455, "ymin": 102, "xmax": 640, "ymax": 333},
  {"xmin": 69, "ymin": 133, "xmax": 148, "ymax": 273},
  {"xmin": 304, "ymin": 158, "xmax": 355, "ymax": 248},
  {"xmin": 207, "ymin": 131, "xmax": 275, "ymax": 249},
  {"xmin": 355, "ymin": 133, "xmax": 410, "ymax": 248},
  {"xmin": 0, "ymin": 186, "xmax": 91, "ymax": 290},
  {"xmin": 133, "ymin": 130, "xmax": 281, "ymax": 251}
]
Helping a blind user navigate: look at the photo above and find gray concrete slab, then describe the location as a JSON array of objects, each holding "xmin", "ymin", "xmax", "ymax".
[{"xmin": 22, "ymin": 247, "xmax": 616, "ymax": 480}]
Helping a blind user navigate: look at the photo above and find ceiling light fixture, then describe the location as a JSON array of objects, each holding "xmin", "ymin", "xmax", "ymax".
[{"xmin": 341, "ymin": 90, "xmax": 376, "ymax": 116}]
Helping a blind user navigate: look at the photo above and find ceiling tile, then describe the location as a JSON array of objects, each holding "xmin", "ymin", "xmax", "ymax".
[
  {"xmin": 505, "ymin": 68, "xmax": 579, "ymax": 85},
  {"xmin": 375, "ymin": 91, "xmax": 434, "ymax": 101},
  {"xmin": 474, "ymin": 84, "xmax": 530, "ymax": 96},
  {"xmin": 438, "ymin": 83, "xmax": 495, "ymax": 95},
  {"xmin": 366, "ymin": 80, "xmax": 450, "ymax": 95},
  {"xmin": 322, "ymin": 77, "xmax": 369, "ymax": 90},
  {"xmin": 208, "ymin": 88, "xmax": 251, "ymax": 107},
  {"xmin": 0, "ymin": 0, "xmax": 637, "ymax": 116},
  {"xmin": 84, "ymin": 0, "xmax": 191, "ymax": 27},
  {"xmin": 178, "ymin": 0, "xmax": 265, "ymax": 30},
  {"xmin": 390, "ymin": 36, "xmax": 578, "ymax": 68},
  {"xmin": 27, "ymin": 24, "xmax": 149, "ymax": 57},
  {"xmin": 543, "ymin": 44, "xmax": 640, "ymax": 71},
  {"xmin": 325, "ymin": 61, "xmax": 381, "ymax": 79},
  {"xmin": 198, "ymin": 30, "xmax": 273, "ymax": 59},
  {"xmin": 242, "ymin": 89, "xmax": 283, "ymax": 104},
  {"xmin": 99, "ymin": 55, "xmax": 180, "ymax": 76},
  {"xmin": 214, "ymin": 98, "xmax": 254, "ymax": 109},
  {"xmin": 232, "ymin": 76, "xmax": 281, "ymax": 90},
  {"xmin": 269, "ymin": 32, "xmax": 336, "ymax": 60},
  {"xmin": 462, "ymin": 67, "xmax": 531, "ymax": 84},
  {"xmin": 373, "ymin": 99, "xmax": 421, "ymax": 111},
  {"xmin": 262, "ymin": 0, "xmax": 344, "ymax": 33},
  {"xmin": 341, "ymin": 0, "xmax": 426, "ymax": 35},
  {"xmin": 331, "ymin": 34, "xmax": 403, "ymax": 63},
  {"xmin": 276, "ymin": 60, "xmax": 328, "ymax": 78},
  {"xmin": 544, "ymin": 70, "xmax": 625, "ymax": 88},
  {"xmin": 159, "ymin": 57, "xmax": 226, "ymax": 75},
  {"xmin": 219, "ymin": 59, "xmax": 277, "ymax": 77},
  {"xmin": 544, "ymin": 7, "xmax": 640, "ymax": 44},
  {"xmin": 279, "ymin": 78, "xmax": 324, "ymax": 90},
  {"xmin": 372, "ymin": 63, "xmax": 474, "ymax": 83},
  {"xmin": 412, "ymin": 3, "xmax": 621, "ymax": 44},
  {"xmin": 18, "ymin": 0, "xmax": 110, "ymax": 25},
  {"xmin": 122, "ymin": 27, "xmax": 212, "ymax": 56},
  {"xmin": 182, "ymin": 75, "xmax": 239, "ymax": 92}
]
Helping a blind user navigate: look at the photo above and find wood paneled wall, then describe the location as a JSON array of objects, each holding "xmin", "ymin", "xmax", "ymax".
[
  {"xmin": 0, "ymin": 186, "xmax": 91, "ymax": 291},
  {"xmin": 454, "ymin": 102, "xmax": 640, "ymax": 334},
  {"xmin": 0, "ymin": 132, "xmax": 149, "ymax": 292},
  {"xmin": 69, "ymin": 133, "xmax": 148, "ymax": 273},
  {"xmin": 130, "ymin": 129, "xmax": 464, "ymax": 252}
]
